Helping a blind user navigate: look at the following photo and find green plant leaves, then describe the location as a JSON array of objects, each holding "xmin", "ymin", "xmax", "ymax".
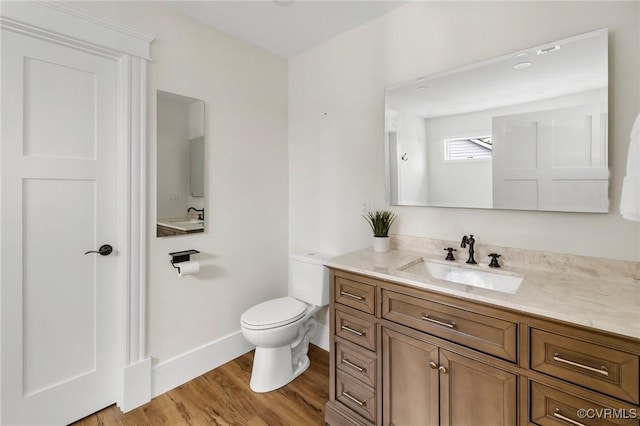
[{"xmin": 362, "ymin": 210, "xmax": 396, "ymax": 237}]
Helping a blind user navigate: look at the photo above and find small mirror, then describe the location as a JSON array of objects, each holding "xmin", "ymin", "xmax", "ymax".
[
  {"xmin": 385, "ymin": 29, "xmax": 608, "ymax": 212},
  {"xmin": 156, "ymin": 90, "xmax": 205, "ymax": 237}
]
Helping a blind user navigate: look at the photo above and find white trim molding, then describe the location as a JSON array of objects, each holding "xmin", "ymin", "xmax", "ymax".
[
  {"xmin": 151, "ymin": 329, "xmax": 329, "ymax": 398},
  {"xmin": 121, "ymin": 358, "xmax": 152, "ymax": 413},
  {"xmin": 0, "ymin": 0, "xmax": 154, "ymax": 414},
  {"xmin": 311, "ymin": 322, "xmax": 330, "ymax": 351},
  {"xmin": 0, "ymin": 1, "xmax": 153, "ymax": 60},
  {"xmin": 152, "ymin": 331, "xmax": 254, "ymax": 398}
]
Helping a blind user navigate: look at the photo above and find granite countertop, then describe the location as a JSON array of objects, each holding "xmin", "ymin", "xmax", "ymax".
[{"xmin": 325, "ymin": 247, "xmax": 640, "ymax": 340}]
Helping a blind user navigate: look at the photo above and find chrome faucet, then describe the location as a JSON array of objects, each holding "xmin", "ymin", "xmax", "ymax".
[{"xmin": 460, "ymin": 234, "xmax": 477, "ymax": 264}]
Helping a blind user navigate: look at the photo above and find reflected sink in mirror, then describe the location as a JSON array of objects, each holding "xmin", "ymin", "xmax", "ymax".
[
  {"xmin": 157, "ymin": 217, "xmax": 204, "ymax": 235},
  {"xmin": 156, "ymin": 90, "xmax": 205, "ymax": 237},
  {"xmin": 169, "ymin": 219, "xmax": 204, "ymax": 225},
  {"xmin": 399, "ymin": 259, "xmax": 524, "ymax": 294}
]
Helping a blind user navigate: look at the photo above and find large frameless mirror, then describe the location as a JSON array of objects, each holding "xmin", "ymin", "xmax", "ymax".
[
  {"xmin": 156, "ymin": 90, "xmax": 205, "ymax": 237},
  {"xmin": 385, "ymin": 29, "xmax": 608, "ymax": 212}
]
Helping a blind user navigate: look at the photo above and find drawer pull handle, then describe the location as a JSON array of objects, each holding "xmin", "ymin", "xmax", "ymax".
[
  {"xmin": 553, "ymin": 353, "xmax": 609, "ymax": 376},
  {"xmin": 341, "ymin": 325, "xmax": 365, "ymax": 336},
  {"xmin": 340, "ymin": 291, "xmax": 364, "ymax": 300},
  {"xmin": 553, "ymin": 409, "xmax": 586, "ymax": 426},
  {"xmin": 342, "ymin": 391, "xmax": 366, "ymax": 406},
  {"xmin": 342, "ymin": 358, "xmax": 365, "ymax": 372},
  {"xmin": 421, "ymin": 313, "xmax": 456, "ymax": 329}
]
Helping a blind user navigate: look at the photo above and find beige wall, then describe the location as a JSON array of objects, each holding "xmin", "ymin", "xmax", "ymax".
[
  {"xmin": 289, "ymin": 1, "xmax": 640, "ymax": 262},
  {"xmin": 73, "ymin": 1, "xmax": 639, "ymax": 364},
  {"xmin": 76, "ymin": 1, "xmax": 289, "ymax": 362}
]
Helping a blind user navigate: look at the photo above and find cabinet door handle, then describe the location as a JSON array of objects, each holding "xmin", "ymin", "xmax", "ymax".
[
  {"xmin": 553, "ymin": 353, "xmax": 609, "ymax": 376},
  {"xmin": 421, "ymin": 313, "xmax": 456, "ymax": 329},
  {"xmin": 438, "ymin": 366, "xmax": 448, "ymax": 374},
  {"xmin": 553, "ymin": 409, "xmax": 586, "ymax": 426},
  {"xmin": 340, "ymin": 291, "xmax": 364, "ymax": 300},
  {"xmin": 342, "ymin": 358, "xmax": 365, "ymax": 372},
  {"xmin": 342, "ymin": 391, "xmax": 365, "ymax": 406},
  {"xmin": 429, "ymin": 361, "xmax": 438, "ymax": 369},
  {"xmin": 341, "ymin": 325, "xmax": 365, "ymax": 336}
]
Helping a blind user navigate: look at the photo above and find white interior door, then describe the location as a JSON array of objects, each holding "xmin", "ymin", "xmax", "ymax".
[{"xmin": 1, "ymin": 28, "xmax": 120, "ymax": 425}]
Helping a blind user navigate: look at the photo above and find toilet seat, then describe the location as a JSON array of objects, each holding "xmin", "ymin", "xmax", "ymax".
[{"xmin": 241, "ymin": 297, "xmax": 307, "ymax": 330}]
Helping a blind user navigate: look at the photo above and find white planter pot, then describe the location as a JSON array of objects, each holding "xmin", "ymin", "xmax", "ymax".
[{"xmin": 373, "ymin": 236, "xmax": 390, "ymax": 253}]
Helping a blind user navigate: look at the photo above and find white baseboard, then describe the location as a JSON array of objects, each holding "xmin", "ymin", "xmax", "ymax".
[
  {"xmin": 311, "ymin": 322, "xmax": 329, "ymax": 351},
  {"xmin": 151, "ymin": 325, "xmax": 328, "ymax": 399},
  {"xmin": 119, "ymin": 358, "xmax": 152, "ymax": 412},
  {"xmin": 151, "ymin": 330, "xmax": 253, "ymax": 398}
]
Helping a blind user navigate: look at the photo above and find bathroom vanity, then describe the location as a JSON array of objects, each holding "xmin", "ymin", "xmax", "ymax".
[
  {"xmin": 324, "ymin": 242, "xmax": 640, "ymax": 426},
  {"xmin": 156, "ymin": 219, "xmax": 204, "ymax": 237}
]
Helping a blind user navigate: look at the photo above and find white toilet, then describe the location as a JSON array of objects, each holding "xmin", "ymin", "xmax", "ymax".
[{"xmin": 240, "ymin": 252, "xmax": 331, "ymax": 393}]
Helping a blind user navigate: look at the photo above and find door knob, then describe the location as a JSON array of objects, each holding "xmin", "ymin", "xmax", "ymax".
[
  {"xmin": 84, "ymin": 244, "xmax": 113, "ymax": 256},
  {"xmin": 438, "ymin": 366, "xmax": 448, "ymax": 374},
  {"xmin": 429, "ymin": 361, "xmax": 438, "ymax": 369}
]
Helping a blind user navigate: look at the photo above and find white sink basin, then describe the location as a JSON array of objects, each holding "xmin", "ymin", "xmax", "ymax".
[
  {"xmin": 157, "ymin": 217, "xmax": 204, "ymax": 232},
  {"xmin": 400, "ymin": 259, "xmax": 524, "ymax": 294},
  {"xmin": 169, "ymin": 219, "xmax": 204, "ymax": 226}
]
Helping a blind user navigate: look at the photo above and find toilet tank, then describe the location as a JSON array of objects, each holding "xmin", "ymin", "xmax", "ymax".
[{"xmin": 290, "ymin": 251, "xmax": 332, "ymax": 306}]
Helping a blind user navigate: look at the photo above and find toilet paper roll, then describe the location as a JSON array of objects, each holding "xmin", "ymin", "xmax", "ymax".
[{"xmin": 176, "ymin": 260, "xmax": 200, "ymax": 277}]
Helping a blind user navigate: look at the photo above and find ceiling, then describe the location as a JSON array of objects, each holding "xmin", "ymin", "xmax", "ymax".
[
  {"xmin": 386, "ymin": 29, "xmax": 608, "ymax": 118},
  {"xmin": 163, "ymin": 1, "xmax": 408, "ymax": 58}
]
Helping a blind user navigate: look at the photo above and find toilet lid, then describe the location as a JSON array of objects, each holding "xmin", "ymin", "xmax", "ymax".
[{"xmin": 241, "ymin": 297, "xmax": 307, "ymax": 329}]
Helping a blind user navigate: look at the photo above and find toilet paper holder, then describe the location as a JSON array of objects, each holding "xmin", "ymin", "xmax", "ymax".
[{"xmin": 169, "ymin": 249, "xmax": 200, "ymax": 268}]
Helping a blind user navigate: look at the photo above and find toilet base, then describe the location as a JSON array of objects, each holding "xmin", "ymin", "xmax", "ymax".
[
  {"xmin": 249, "ymin": 346, "xmax": 310, "ymax": 393},
  {"xmin": 248, "ymin": 316, "xmax": 318, "ymax": 393}
]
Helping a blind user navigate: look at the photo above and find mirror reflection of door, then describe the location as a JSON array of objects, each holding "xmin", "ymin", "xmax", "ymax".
[
  {"xmin": 492, "ymin": 105, "xmax": 608, "ymax": 212},
  {"xmin": 156, "ymin": 90, "xmax": 205, "ymax": 237},
  {"xmin": 384, "ymin": 28, "xmax": 608, "ymax": 213}
]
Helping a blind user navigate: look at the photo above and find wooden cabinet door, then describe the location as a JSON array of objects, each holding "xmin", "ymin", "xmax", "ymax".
[
  {"xmin": 382, "ymin": 328, "xmax": 439, "ymax": 426},
  {"xmin": 439, "ymin": 349, "xmax": 517, "ymax": 426}
]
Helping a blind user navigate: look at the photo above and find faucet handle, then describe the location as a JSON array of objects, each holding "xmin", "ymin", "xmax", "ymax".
[
  {"xmin": 488, "ymin": 253, "xmax": 501, "ymax": 268},
  {"xmin": 444, "ymin": 247, "xmax": 457, "ymax": 261}
]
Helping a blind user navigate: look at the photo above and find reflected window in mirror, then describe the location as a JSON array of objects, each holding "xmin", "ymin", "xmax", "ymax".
[
  {"xmin": 156, "ymin": 90, "xmax": 205, "ymax": 237},
  {"xmin": 385, "ymin": 29, "xmax": 608, "ymax": 212},
  {"xmin": 444, "ymin": 136, "xmax": 492, "ymax": 161}
]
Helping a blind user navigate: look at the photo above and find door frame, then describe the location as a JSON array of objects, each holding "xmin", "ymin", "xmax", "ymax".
[{"xmin": 0, "ymin": 1, "xmax": 154, "ymax": 413}]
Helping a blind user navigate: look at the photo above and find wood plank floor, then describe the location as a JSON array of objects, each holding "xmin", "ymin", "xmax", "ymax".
[{"xmin": 72, "ymin": 345, "xmax": 329, "ymax": 426}]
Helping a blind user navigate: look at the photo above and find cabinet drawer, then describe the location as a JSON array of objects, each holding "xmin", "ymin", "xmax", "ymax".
[
  {"xmin": 336, "ymin": 371, "xmax": 376, "ymax": 423},
  {"xmin": 335, "ymin": 309, "xmax": 376, "ymax": 351},
  {"xmin": 381, "ymin": 290, "xmax": 517, "ymax": 362},
  {"xmin": 336, "ymin": 341, "xmax": 376, "ymax": 388},
  {"xmin": 335, "ymin": 275, "xmax": 375, "ymax": 315},
  {"xmin": 530, "ymin": 381, "xmax": 639, "ymax": 426},
  {"xmin": 531, "ymin": 329, "xmax": 639, "ymax": 404}
]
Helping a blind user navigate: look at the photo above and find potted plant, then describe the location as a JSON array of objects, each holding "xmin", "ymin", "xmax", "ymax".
[{"xmin": 363, "ymin": 210, "xmax": 396, "ymax": 253}]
